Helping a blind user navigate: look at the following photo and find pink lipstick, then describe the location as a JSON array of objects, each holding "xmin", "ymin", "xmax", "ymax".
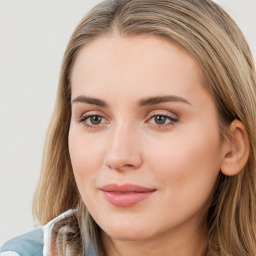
[{"xmin": 100, "ymin": 184, "xmax": 156, "ymax": 207}]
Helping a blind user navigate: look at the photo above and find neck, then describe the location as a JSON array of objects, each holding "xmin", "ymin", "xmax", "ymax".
[{"xmin": 101, "ymin": 219, "xmax": 208, "ymax": 256}]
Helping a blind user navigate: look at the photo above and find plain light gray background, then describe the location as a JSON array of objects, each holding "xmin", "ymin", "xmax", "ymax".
[{"xmin": 0, "ymin": 0, "xmax": 255, "ymax": 245}]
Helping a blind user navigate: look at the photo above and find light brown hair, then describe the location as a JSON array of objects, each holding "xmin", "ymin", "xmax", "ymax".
[{"xmin": 33, "ymin": 0, "xmax": 256, "ymax": 255}]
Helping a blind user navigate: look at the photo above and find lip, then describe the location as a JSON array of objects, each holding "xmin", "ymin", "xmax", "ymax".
[{"xmin": 100, "ymin": 183, "xmax": 156, "ymax": 207}]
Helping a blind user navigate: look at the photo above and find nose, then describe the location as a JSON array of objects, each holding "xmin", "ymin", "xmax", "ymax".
[{"xmin": 104, "ymin": 123, "xmax": 143, "ymax": 171}]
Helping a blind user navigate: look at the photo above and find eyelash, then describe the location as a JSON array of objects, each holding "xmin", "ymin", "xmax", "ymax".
[
  {"xmin": 78, "ymin": 114, "xmax": 108, "ymax": 128},
  {"xmin": 147, "ymin": 113, "xmax": 178, "ymax": 128},
  {"xmin": 78, "ymin": 112, "xmax": 178, "ymax": 129}
]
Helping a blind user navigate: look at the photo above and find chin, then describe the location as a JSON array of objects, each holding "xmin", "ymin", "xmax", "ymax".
[{"xmin": 102, "ymin": 223, "xmax": 153, "ymax": 241}]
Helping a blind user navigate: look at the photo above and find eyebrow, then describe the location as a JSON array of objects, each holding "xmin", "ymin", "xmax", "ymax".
[
  {"xmin": 72, "ymin": 95, "xmax": 108, "ymax": 107},
  {"xmin": 71, "ymin": 95, "xmax": 191, "ymax": 107},
  {"xmin": 138, "ymin": 95, "xmax": 191, "ymax": 106}
]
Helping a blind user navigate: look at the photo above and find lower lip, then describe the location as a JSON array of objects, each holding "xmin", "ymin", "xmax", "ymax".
[{"xmin": 102, "ymin": 191, "xmax": 155, "ymax": 207}]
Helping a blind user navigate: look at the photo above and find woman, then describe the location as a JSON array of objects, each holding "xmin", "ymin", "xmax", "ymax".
[{"xmin": 1, "ymin": 0, "xmax": 256, "ymax": 255}]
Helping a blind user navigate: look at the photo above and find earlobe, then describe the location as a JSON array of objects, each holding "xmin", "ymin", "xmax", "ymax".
[{"xmin": 220, "ymin": 120, "xmax": 250, "ymax": 176}]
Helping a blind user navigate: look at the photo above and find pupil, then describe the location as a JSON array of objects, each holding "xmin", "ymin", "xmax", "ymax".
[
  {"xmin": 155, "ymin": 115, "xmax": 166, "ymax": 124},
  {"xmin": 91, "ymin": 116, "xmax": 102, "ymax": 125}
]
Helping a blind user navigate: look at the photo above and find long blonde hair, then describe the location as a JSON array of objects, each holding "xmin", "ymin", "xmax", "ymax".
[{"xmin": 33, "ymin": 0, "xmax": 256, "ymax": 255}]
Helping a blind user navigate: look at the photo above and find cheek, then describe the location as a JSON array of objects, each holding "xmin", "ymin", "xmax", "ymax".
[
  {"xmin": 68, "ymin": 128, "xmax": 105, "ymax": 193},
  {"xmin": 145, "ymin": 125, "xmax": 222, "ymax": 208}
]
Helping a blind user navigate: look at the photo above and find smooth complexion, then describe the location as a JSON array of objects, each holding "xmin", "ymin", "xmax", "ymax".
[{"xmin": 69, "ymin": 34, "xmax": 229, "ymax": 256}]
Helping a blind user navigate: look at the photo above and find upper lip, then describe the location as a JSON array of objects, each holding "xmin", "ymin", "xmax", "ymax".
[{"xmin": 100, "ymin": 183, "xmax": 156, "ymax": 193}]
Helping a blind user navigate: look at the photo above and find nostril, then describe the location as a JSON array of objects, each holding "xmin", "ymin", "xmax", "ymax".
[
  {"xmin": 104, "ymin": 135, "xmax": 143, "ymax": 171},
  {"xmin": 106, "ymin": 163, "xmax": 134, "ymax": 170},
  {"xmin": 105, "ymin": 156, "xmax": 142, "ymax": 171}
]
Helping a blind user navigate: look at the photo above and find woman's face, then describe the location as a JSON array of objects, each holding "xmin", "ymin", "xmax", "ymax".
[{"xmin": 69, "ymin": 35, "xmax": 226, "ymax": 241}]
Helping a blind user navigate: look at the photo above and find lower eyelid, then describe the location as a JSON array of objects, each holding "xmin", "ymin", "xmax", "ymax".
[
  {"xmin": 78, "ymin": 114, "xmax": 111, "ymax": 129},
  {"xmin": 146, "ymin": 114, "xmax": 179, "ymax": 127}
]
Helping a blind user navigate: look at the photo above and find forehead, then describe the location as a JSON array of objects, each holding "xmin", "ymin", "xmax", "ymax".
[{"xmin": 70, "ymin": 34, "xmax": 207, "ymax": 102}]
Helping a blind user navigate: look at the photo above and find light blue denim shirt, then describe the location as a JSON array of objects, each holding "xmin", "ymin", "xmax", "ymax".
[
  {"xmin": 0, "ymin": 228, "xmax": 44, "ymax": 256},
  {"xmin": 0, "ymin": 209, "xmax": 98, "ymax": 256}
]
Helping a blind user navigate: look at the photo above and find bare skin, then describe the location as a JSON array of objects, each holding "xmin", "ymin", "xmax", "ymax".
[{"xmin": 68, "ymin": 34, "xmax": 239, "ymax": 255}]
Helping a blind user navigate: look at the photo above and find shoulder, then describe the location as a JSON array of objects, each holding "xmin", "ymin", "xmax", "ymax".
[
  {"xmin": 0, "ymin": 228, "xmax": 44, "ymax": 256},
  {"xmin": 0, "ymin": 209, "xmax": 78, "ymax": 256}
]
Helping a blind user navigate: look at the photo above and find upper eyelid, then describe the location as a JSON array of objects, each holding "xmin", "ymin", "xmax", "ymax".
[
  {"xmin": 147, "ymin": 109, "xmax": 179, "ymax": 118},
  {"xmin": 148, "ymin": 115, "xmax": 178, "ymax": 121},
  {"xmin": 80, "ymin": 111, "xmax": 108, "ymax": 118},
  {"xmin": 147, "ymin": 115, "xmax": 178, "ymax": 124},
  {"xmin": 78, "ymin": 114, "xmax": 109, "ymax": 128},
  {"xmin": 79, "ymin": 113, "xmax": 107, "ymax": 121}
]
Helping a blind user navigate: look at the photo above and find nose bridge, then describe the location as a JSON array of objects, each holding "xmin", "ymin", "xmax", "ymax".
[{"xmin": 105, "ymin": 121, "xmax": 142, "ymax": 170}]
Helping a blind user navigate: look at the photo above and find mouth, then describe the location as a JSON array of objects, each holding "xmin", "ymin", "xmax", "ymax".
[{"xmin": 100, "ymin": 183, "xmax": 156, "ymax": 207}]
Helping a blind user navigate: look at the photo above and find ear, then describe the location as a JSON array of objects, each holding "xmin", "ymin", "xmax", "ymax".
[{"xmin": 220, "ymin": 120, "xmax": 250, "ymax": 176}]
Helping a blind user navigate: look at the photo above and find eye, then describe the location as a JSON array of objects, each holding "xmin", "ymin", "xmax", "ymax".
[
  {"xmin": 88, "ymin": 115, "xmax": 103, "ymax": 125},
  {"xmin": 147, "ymin": 114, "xmax": 178, "ymax": 127},
  {"xmin": 79, "ymin": 114, "xmax": 108, "ymax": 128},
  {"xmin": 153, "ymin": 115, "xmax": 169, "ymax": 125}
]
